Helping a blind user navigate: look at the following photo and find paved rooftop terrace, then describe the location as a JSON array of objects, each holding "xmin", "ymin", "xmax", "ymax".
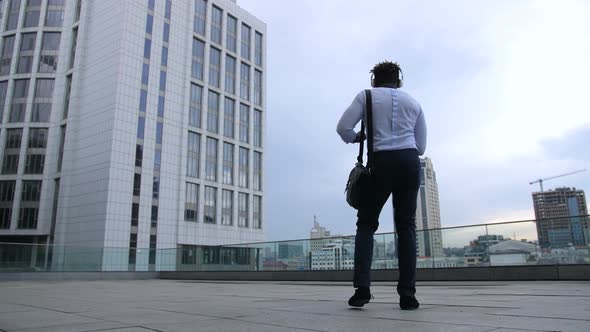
[{"xmin": 1, "ymin": 280, "xmax": 589, "ymax": 331}]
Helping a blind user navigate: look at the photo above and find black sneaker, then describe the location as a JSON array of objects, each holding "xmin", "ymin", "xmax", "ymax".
[
  {"xmin": 399, "ymin": 296, "xmax": 420, "ymax": 310},
  {"xmin": 348, "ymin": 287, "xmax": 372, "ymax": 307}
]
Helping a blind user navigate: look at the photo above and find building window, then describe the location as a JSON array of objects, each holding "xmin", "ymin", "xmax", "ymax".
[
  {"xmin": 143, "ymin": 38, "xmax": 151, "ymax": 60},
  {"xmin": 224, "ymin": 55, "xmax": 236, "ymax": 95},
  {"xmin": 63, "ymin": 74, "xmax": 72, "ymax": 119},
  {"xmin": 226, "ymin": 15, "xmax": 237, "ymax": 53},
  {"xmin": 194, "ymin": 0, "xmax": 207, "ymax": 36},
  {"xmin": 204, "ymin": 186, "xmax": 216, "ymax": 224},
  {"xmin": 23, "ymin": 0, "xmax": 41, "ymax": 28},
  {"xmin": 154, "ymin": 149, "xmax": 161, "ymax": 171},
  {"xmin": 255, "ymin": 32, "xmax": 263, "ymax": 67},
  {"xmin": 222, "ymin": 142, "xmax": 233, "ymax": 185},
  {"xmin": 137, "ymin": 116, "xmax": 145, "ymax": 139},
  {"xmin": 192, "ymin": 38, "xmax": 205, "ymax": 81},
  {"xmin": 17, "ymin": 33, "xmax": 36, "ymax": 74},
  {"xmin": 253, "ymin": 195, "xmax": 262, "ymax": 229},
  {"xmin": 25, "ymin": 128, "xmax": 47, "ymax": 174},
  {"xmin": 133, "ymin": 173, "xmax": 141, "ymax": 197},
  {"xmin": 187, "ymin": 131, "xmax": 200, "ymax": 178},
  {"xmin": 254, "ymin": 109, "xmax": 262, "ymax": 147},
  {"xmin": 223, "ymin": 97, "xmax": 235, "ymax": 138},
  {"xmin": 39, "ymin": 32, "xmax": 60, "ymax": 73},
  {"xmin": 9, "ymin": 79, "xmax": 29, "ymax": 123},
  {"xmin": 31, "ymin": 79, "xmax": 54, "ymax": 122},
  {"xmin": 0, "ymin": 181, "xmax": 16, "ymax": 229},
  {"xmin": 148, "ymin": 0, "xmax": 155, "ymax": 11},
  {"xmin": 6, "ymin": 0, "xmax": 21, "ymax": 31},
  {"xmin": 74, "ymin": 0, "xmax": 82, "ymax": 22},
  {"xmin": 241, "ymin": 24, "xmax": 251, "ymax": 60},
  {"xmin": 189, "ymin": 83, "xmax": 202, "ymax": 128},
  {"xmin": 211, "ymin": 5, "xmax": 222, "ymax": 45},
  {"xmin": 163, "ymin": 22, "xmax": 170, "ymax": 43},
  {"xmin": 205, "ymin": 137, "xmax": 217, "ymax": 181},
  {"xmin": 69, "ymin": 27, "xmax": 78, "ymax": 69},
  {"xmin": 0, "ymin": 81, "xmax": 8, "ymax": 123},
  {"xmin": 254, "ymin": 70, "xmax": 262, "ymax": 106},
  {"xmin": 185, "ymin": 182, "xmax": 198, "ymax": 222},
  {"xmin": 129, "ymin": 201, "xmax": 137, "ymax": 231},
  {"xmin": 152, "ymin": 176, "xmax": 159, "ymax": 199},
  {"xmin": 2, "ymin": 129, "xmax": 22, "ymax": 174},
  {"xmin": 0, "ymin": 35, "xmax": 15, "ymax": 75},
  {"xmin": 240, "ymin": 63, "xmax": 250, "ymax": 100},
  {"xmin": 57, "ymin": 125, "xmax": 66, "ymax": 171},
  {"xmin": 165, "ymin": 0, "xmax": 172, "ymax": 20},
  {"xmin": 141, "ymin": 63, "xmax": 149, "ymax": 86},
  {"xmin": 45, "ymin": 0, "xmax": 65, "ymax": 27},
  {"xmin": 221, "ymin": 189, "xmax": 233, "ymax": 226},
  {"xmin": 18, "ymin": 180, "xmax": 42, "ymax": 229},
  {"xmin": 239, "ymin": 103, "xmax": 249, "ymax": 143},
  {"xmin": 209, "ymin": 47, "xmax": 221, "ymax": 88},
  {"xmin": 238, "ymin": 192, "xmax": 248, "ymax": 227},
  {"xmin": 239, "ymin": 147, "xmax": 248, "ymax": 188},
  {"xmin": 0, "ymin": 0, "xmax": 4, "ymax": 28},
  {"xmin": 253, "ymin": 151, "xmax": 262, "ymax": 191},
  {"xmin": 207, "ymin": 90, "xmax": 219, "ymax": 133},
  {"xmin": 158, "ymin": 70, "xmax": 166, "ymax": 92}
]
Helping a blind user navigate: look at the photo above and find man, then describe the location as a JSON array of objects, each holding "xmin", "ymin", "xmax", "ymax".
[{"xmin": 336, "ymin": 61, "xmax": 427, "ymax": 310}]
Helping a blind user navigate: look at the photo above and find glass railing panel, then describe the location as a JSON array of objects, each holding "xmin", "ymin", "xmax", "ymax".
[
  {"xmin": 484, "ymin": 221, "xmax": 539, "ymax": 266},
  {"xmin": 382, "ymin": 232, "xmax": 398, "ymax": 269},
  {"xmin": 309, "ymin": 235, "xmax": 354, "ymax": 271},
  {"xmin": 371, "ymin": 233, "xmax": 387, "ymax": 270},
  {"xmin": 440, "ymin": 224, "xmax": 488, "ymax": 267},
  {"xmin": 533, "ymin": 216, "xmax": 590, "ymax": 265},
  {"xmin": 276, "ymin": 239, "xmax": 310, "ymax": 271}
]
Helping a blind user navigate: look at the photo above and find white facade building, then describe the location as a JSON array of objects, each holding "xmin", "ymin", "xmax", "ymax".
[
  {"xmin": 311, "ymin": 239, "xmax": 354, "ymax": 270},
  {"xmin": 415, "ymin": 157, "xmax": 443, "ymax": 257},
  {"xmin": 0, "ymin": 0, "xmax": 266, "ymax": 271}
]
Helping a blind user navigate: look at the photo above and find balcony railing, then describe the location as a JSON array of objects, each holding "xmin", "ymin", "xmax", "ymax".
[{"xmin": 1, "ymin": 216, "xmax": 589, "ymax": 272}]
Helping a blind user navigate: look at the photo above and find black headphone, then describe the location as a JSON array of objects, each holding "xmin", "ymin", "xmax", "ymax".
[{"xmin": 371, "ymin": 63, "xmax": 404, "ymax": 88}]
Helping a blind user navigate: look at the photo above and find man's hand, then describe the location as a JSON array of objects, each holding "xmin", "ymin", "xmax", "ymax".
[{"xmin": 353, "ymin": 131, "xmax": 366, "ymax": 143}]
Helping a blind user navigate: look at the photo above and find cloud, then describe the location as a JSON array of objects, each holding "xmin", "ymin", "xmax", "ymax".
[{"xmin": 239, "ymin": 0, "xmax": 590, "ymax": 241}]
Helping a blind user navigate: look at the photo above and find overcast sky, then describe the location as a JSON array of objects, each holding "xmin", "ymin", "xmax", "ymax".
[{"xmin": 238, "ymin": 0, "xmax": 590, "ymax": 241}]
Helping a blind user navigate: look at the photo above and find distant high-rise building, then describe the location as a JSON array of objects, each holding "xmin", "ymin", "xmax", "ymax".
[
  {"xmin": 415, "ymin": 157, "xmax": 443, "ymax": 257},
  {"xmin": 310, "ymin": 216, "xmax": 335, "ymax": 253},
  {"xmin": 532, "ymin": 187, "xmax": 588, "ymax": 248},
  {"xmin": 310, "ymin": 216, "xmax": 330, "ymax": 239}
]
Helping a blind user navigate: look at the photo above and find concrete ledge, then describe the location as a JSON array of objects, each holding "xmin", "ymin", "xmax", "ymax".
[
  {"xmin": 3, "ymin": 265, "xmax": 589, "ymax": 282},
  {"xmin": 557, "ymin": 264, "xmax": 590, "ymax": 280},
  {"xmin": 0, "ymin": 272, "xmax": 159, "ymax": 282},
  {"xmin": 160, "ymin": 265, "xmax": 589, "ymax": 282}
]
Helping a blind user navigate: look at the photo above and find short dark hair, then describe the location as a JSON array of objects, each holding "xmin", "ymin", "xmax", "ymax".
[{"xmin": 371, "ymin": 61, "xmax": 401, "ymax": 86}]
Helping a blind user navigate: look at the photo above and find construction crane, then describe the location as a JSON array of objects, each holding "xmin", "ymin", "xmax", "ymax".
[{"xmin": 529, "ymin": 169, "xmax": 587, "ymax": 192}]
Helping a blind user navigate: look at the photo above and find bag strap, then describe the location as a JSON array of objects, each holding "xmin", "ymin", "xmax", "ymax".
[
  {"xmin": 357, "ymin": 119, "xmax": 365, "ymax": 164},
  {"xmin": 356, "ymin": 90, "xmax": 374, "ymax": 168},
  {"xmin": 365, "ymin": 89, "xmax": 374, "ymax": 169}
]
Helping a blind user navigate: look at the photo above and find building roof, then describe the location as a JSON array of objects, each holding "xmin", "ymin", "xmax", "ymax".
[{"xmin": 488, "ymin": 240, "xmax": 537, "ymax": 254}]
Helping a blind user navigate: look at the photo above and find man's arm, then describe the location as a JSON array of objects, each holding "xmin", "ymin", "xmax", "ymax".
[
  {"xmin": 414, "ymin": 109, "xmax": 427, "ymax": 155},
  {"xmin": 337, "ymin": 92, "xmax": 364, "ymax": 143}
]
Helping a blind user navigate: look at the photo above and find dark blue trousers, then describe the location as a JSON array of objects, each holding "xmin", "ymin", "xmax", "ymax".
[{"xmin": 353, "ymin": 149, "xmax": 420, "ymax": 297}]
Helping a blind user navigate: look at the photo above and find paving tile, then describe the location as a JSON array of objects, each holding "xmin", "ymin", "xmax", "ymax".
[
  {"xmin": 10, "ymin": 321, "xmax": 128, "ymax": 332},
  {"xmin": 0, "ymin": 309, "xmax": 102, "ymax": 331}
]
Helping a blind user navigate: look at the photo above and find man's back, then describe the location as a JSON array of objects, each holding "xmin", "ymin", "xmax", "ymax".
[{"xmin": 337, "ymin": 87, "xmax": 426, "ymax": 155}]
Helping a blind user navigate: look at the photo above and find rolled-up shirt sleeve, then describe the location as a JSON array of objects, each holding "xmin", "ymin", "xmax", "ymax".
[
  {"xmin": 337, "ymin": 91, "xmax": 364, "ymax": 143},
  {"xmin": 414, "ymin": 109, "xmax": 427, "ymax": 155}
]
